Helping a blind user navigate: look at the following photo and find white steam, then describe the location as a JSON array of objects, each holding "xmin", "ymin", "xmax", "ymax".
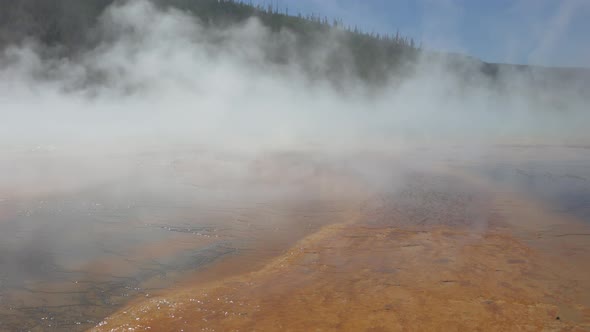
[{"xmin": 0, "ymin": 0, "xmax": 588, "ymax": 196}]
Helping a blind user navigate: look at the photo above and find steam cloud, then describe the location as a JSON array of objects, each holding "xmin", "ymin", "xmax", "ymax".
[{"xmin": 0, "ymin": 0, "xmax": 588, "ymax": 196}]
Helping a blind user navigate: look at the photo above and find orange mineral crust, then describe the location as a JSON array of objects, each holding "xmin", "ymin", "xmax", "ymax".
[{"xmin": 92, "ymin": 190, "xmax": 590, "ymax": 332}]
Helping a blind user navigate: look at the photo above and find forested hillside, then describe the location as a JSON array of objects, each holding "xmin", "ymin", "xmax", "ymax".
[
  {"xmin": 1, "ymin": 0, "xmax": 588, "ymax": 90},
  {"xmin": 0, "ymin": 0, "xmax": 420, "ymax": 84}
]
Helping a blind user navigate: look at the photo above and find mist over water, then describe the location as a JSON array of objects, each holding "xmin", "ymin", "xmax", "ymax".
[
  {"xmin": 1, "ymin": 0, "xmax": 588, "ymax": 166},
  {"xmin": 1, "ymin": 1, "xmax": 590, "ymax": 330}
]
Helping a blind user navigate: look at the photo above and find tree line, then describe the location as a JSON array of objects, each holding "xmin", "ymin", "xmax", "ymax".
[{"xmin": 0, "ymin": 0, "xmax": 420, "ymax": 84}]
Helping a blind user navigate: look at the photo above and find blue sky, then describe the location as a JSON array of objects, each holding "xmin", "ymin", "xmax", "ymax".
[{"xmin": 250, "ymin": 0, "xmax": 590, "ymax": 67}]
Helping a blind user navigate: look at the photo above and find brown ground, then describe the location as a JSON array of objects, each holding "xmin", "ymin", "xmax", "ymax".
[{"xmin": 91, "ymin": 170, "xmax": 590, "ymax": 332}]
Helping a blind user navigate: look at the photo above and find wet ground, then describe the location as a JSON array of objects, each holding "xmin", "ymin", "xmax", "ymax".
[
  {"xmin": 2, "ymin": 146, "xmax": 590, "ymax": 331},
  {"xmin": 0, "ymin": 149, "xmax": 367, "ymax": 331}
]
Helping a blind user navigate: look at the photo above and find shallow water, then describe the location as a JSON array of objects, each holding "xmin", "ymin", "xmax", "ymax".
[
  {"xmin": 472, "ymin": 146, "xmax": 590, "ymax": 221},
  {"xmin": 0, "ymin": 150, "xmax": 365, "ymax": 331},
  {"xmin": 90, "ymin": 146, "xmax": 590, "ymax": 331},
  {"xmin": 1, "ymin": 146, "xmax": 590, "ymax": 331}
]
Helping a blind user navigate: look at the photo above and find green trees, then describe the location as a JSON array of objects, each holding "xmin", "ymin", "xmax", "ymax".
[
  {"xmin": 0, "ymin": 0, "xmax": 112, "ymax": 46},
  {"xmin": 0, "ymin": 0, "xmax": 419, "ymax": 85}
]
